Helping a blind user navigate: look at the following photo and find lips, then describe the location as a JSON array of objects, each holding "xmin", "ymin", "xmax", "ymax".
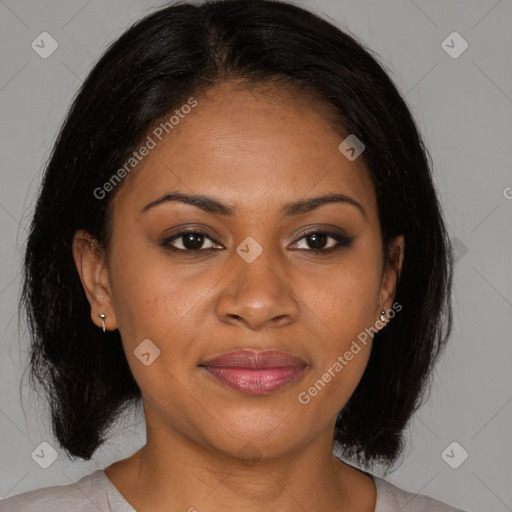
[{"xmin": 199, "ymin": 349, "xmax": 308, "ymax": 394}]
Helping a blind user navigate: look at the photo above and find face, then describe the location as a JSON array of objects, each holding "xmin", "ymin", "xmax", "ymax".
[{"xmin": 74, "ymin": 81, "xmax": 404, "ymax": 460}]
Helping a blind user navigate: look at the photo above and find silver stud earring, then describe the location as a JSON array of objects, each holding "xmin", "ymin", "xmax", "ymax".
[
  {"xmin": 379, "ymin": 310, "xmax": 386, "ymax": 322},
  {"xmin": 98, "ymin": 314, "xmax": 106, "ymax": 333}
]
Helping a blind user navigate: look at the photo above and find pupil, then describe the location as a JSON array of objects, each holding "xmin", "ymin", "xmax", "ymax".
[
  {"xmin": 184, "ymin": 233, "xmax": 204, "ymax": 249},
  {"xmin": 308, "ymin": 233, "xmax": 326, "ymax": 249}
]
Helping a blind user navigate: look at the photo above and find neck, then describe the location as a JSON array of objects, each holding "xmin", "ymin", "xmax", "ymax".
[{"xmin": 105, "ymin": 410, "xmax": 376, "ymax": 512}]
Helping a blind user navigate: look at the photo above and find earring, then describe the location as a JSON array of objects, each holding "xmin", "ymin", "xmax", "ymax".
[
  {"xmin": 98, "ymin": 313, "xmax": 106, "ymax": 333},
  {"xmin": 379, "ymin": 310, "xmax": 386, "ymax": 322}
]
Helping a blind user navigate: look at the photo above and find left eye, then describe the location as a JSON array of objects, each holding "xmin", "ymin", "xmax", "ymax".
[{"xmin": 290, "ymin": 231, "xmax": 353, "ymax": 253}]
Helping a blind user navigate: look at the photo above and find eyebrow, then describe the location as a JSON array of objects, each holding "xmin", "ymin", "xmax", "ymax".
[{"xmin": 140, "ymin": 191, "xmax": 366, "ymax": 219}]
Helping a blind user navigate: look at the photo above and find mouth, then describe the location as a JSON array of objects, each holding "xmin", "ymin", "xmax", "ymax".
[{"xmin": 199, "ymin": 349, "xmax": 309, "ymax": 395}]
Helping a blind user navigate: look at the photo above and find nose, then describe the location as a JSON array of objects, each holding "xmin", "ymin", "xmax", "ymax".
[{"xmin": 215, "ymin": 244, "xmax": 300, "ymax": 331}]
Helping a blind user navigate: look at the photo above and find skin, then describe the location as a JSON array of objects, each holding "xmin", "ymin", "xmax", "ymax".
[{"xmin": 73, "ymin": 80, "xmax": 404, "ymax": 512}]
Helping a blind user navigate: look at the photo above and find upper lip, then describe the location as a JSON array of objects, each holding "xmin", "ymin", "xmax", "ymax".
[{"xmin": 200, "ymin": 349, "xmax": 309, "ymax": 369}]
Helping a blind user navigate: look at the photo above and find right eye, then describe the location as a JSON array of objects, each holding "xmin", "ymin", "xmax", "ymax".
[{"xmin": 161, "ymin": 230, "xmax": 223, "ymax": 252}]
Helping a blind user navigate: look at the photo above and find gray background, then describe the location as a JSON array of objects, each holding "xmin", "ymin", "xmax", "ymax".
[{"xmin": 1, "ymin": 1, "xmax": 511, "ymax": 511}]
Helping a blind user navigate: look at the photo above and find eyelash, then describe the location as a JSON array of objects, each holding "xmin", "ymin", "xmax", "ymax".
[{"xmin": 161, "ymin": 229, "xmax": 353, "ymax": 256}]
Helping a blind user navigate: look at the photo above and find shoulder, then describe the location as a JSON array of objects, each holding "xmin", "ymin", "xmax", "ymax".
[
  {"xmin": 372, "ymin": 474, "xmax": 466, "ymax": 512},
  {"xmin": 0, "ymin": 470, "xmax": 109, "ymax": 512}
]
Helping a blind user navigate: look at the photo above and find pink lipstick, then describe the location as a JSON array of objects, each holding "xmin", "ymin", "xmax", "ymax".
[{"xmin": 200, "ymin": 349, "xmax": 308, "ymax": 394}]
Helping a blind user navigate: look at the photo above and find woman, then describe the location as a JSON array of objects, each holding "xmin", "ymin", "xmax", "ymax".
[{"xmin": 1, "ymin": 0, "xmax": 465, "ymax": 510}]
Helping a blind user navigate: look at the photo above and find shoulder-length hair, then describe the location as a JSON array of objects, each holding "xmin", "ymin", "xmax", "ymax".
[{"xmin": 21, "ymin": 0, "xmax": 453, "ymax": 468}]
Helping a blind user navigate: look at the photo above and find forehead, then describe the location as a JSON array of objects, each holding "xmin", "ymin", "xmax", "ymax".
[{"xmin": 111, "ymin": 81, "xmax": 377, "ymax": 221}]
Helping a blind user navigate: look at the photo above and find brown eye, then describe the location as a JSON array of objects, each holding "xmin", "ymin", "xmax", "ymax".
[
  {"xmin": 304, "ymin": 232, "xmax": 328, "ymax": 250},
  {"xmin": 162, "ymin": 230, "xmax": 222, "ymax": 251},
  {"xmin": 291, "ymin": 230, "xmax": 353, "ymax": 254}
]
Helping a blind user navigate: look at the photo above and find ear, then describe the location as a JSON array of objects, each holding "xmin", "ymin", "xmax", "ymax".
[
  {"xmin": 378, "ymin": 234, "xmax": 405, "ymax": 317},
  {"xmin": 72, "ymin": 229, "xmax": 118, "ymax": 332}
]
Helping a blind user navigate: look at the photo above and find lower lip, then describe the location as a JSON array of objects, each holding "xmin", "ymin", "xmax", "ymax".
[{"xmin": 201, "ymin": 366, "xmax": 306, "ymax": 394}]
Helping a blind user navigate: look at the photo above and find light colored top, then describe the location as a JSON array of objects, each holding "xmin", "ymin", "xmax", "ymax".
[{"xmin": 0, "ymin": 468, "xmax": 465, "ymax": 511}]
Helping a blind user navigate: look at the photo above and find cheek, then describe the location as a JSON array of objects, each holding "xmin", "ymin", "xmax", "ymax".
[
  {"xmin": 293, "ymin": 249, "xmax": 382, "ymax": 410},
  {"xmin": 108, "ymin": 234, "xmax": 218, "ymax": 345},
  {"xmin": 298, "ymin": 248, "xmax": 383, "ymax": 344}
]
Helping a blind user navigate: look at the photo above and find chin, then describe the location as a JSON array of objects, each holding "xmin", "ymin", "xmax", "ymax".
[{"xmin": 205, "ymin": 411, "xmax": 305, "ymax": 459}]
